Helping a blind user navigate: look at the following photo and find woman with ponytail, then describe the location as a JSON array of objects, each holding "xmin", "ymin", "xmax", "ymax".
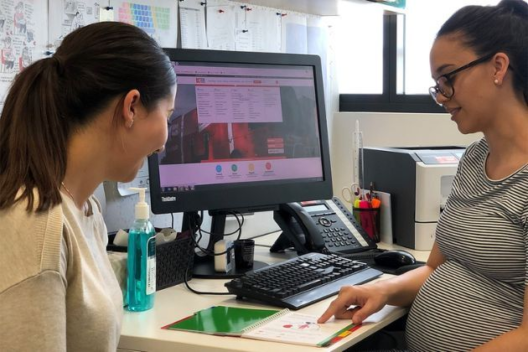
[
  {"xmin": 319, "ymin": 1, "xmax": 528, "ymax": 350},
  {"xmin": 0, "ymin": 22, "xmax": 176, "ymax": 351}
]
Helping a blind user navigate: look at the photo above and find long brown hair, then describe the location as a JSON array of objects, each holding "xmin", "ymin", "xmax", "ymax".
[{"xmin": 0, "ymin": 22, "xmax": 176, "ymax": 212}]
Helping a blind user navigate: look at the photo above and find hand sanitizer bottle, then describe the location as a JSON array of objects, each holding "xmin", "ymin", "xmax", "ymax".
[{"xmin": 126, "ymin": 187, "xmax": 156, "ymax": 311}]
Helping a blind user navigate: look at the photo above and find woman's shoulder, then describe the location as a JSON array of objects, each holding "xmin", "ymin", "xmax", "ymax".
[
  {"xmin": 0, "ymin": 193, "xmax": 64, "ymax": 292},
  {"xmin": 460, "ymin": 138, "xmax": 488, "ymax": 163}
]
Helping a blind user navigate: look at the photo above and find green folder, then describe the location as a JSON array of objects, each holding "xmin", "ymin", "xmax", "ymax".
[{"xmin": 164, "ymin": 306, "xmax": 282, "ymax": 336}]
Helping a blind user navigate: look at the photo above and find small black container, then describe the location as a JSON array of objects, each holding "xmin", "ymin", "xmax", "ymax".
[{"xmin": 107, "ymin": 229, "xmax": 195, "ymax": 291}]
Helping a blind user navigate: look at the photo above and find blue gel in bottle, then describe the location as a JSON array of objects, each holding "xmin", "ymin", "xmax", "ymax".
[{"xmin": 126, "ymin": 188, "xmax": 156, "ymax": 312}]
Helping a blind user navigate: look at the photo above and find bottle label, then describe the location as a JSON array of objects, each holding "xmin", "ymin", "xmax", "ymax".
[{"xmin": 146, "ymin": 236, "xmax": 156, "ymax": 295}]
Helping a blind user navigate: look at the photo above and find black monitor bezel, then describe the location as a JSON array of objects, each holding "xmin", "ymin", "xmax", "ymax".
[{"xmin": 148, "ymin": 48, "xmax": 333, "ymax": 215}]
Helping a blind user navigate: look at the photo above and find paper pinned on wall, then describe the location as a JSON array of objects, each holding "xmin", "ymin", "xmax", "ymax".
[
  {"xmin": 179, "ymin": 0, "xmax": 207, "ymax": 49},
  {"xmin": 99, "ymin": 6, "xmax": 114, "ymax": 22},
  {"xmin": 206, "ymin": 2, "xmax": 236, "ymax": 50},
  {"xmin": 49, "ymin": 0, "xmax": 102, "ymax": 51},
  {"xmin": 256, "ymin": 7, "xmax": 282, "ymax": 53},
  {"xmin": 109, "ymin": 0, "xmax": 178, "ymax": 48},
  {"xmin": 234, "ymin": 4, "xmax": 250, "ymax": 51},
  {"xmin": 307, "ymin": 15, "xmax": 329, "ymax": 89},
  {"xmin": 235, "ymin": 4, "xmax": 281, "ymax": 53},
  {"xmin": 0, "ymin": 0, "xmax": 48, "ymax": 110},
  {"xmin": 281, "ymin": 11, "xmax": 308, "ymax": 54}
]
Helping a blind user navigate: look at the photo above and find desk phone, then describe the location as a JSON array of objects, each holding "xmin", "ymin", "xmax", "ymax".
[{"xmin": 271, "ymin": 197, "xmax": 377, "ymax": 255}]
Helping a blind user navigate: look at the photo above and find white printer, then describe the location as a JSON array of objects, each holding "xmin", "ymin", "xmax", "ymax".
[{"xmin": 363, "ymin": 146, "xmax": 465, "ymax": 250}]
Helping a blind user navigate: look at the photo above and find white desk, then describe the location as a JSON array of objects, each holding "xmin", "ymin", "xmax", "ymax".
[{"xmin": 118, "ymin": 235, "xmax": 430, "ymax": 352}]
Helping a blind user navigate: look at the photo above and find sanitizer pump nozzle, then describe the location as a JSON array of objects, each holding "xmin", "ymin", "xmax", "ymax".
[{"xmin": 130, "ymin": 187, "xmax": 149, "ymax": 220}]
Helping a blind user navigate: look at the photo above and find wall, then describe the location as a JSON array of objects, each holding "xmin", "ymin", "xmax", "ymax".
[
  {"xmin": 98, "ymin": 3, "xmax": 335, "ymax": 235},
  {"xmin": 330, "ymin": 111, "xmax": 483, "ymax": 203},
  {"xmin": 96, "ymin": 3, "xmax": 480, "ymax": 237}
]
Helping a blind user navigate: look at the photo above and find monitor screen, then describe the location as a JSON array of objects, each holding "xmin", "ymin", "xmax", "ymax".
[{"xmin": 148, "ymin": 49, "xmax": 332, "ymax": 217}]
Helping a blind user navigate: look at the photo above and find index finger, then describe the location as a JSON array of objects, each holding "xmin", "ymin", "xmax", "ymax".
[
  {"xmin": 317, "ymin": 288, "xmax": 358, "ymax": 323},
  {"xmin": 317, "ymin": 300, "xmax": 341, "ymax": 323}
]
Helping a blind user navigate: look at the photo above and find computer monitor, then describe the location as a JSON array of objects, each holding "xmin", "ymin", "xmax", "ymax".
[{"xmin": 148, "ymin": 48, "xmax": 333, "ymax": 277}]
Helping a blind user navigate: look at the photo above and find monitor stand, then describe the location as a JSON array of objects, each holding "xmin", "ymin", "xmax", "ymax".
[{"xmin": 183, "ymin": 211, "xmax": 268, "ymax": 279}]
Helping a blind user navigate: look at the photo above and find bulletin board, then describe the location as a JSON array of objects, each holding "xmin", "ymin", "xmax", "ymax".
[
  {"xmin": 0, "ymin": 0, "xmax": 48, "ymax": 108},
  {"xmin": 0, "ymin": 0, "xmax": 331, "ymax": 232}
]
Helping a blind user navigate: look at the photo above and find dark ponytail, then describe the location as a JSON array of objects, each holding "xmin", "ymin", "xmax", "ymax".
[
  {"xmin": 437, "ymin": 0, "xmax": 528, "ymax": 104},
  {"xmin": 0, "ymin": 22, "xmax": 176, "ymax": 212},
  {"xmin": 0, "ymin": 58, "xmax": 66, "ymax": 212}
]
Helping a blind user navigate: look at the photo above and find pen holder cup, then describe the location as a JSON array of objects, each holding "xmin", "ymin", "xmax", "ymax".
[
  {"xmin": 234, "ymin": 239, "xmax": 255, "ymax": 269},
  {"xmin": 352, "ymin": 207, "xmax": 381, "ymax": 243}
]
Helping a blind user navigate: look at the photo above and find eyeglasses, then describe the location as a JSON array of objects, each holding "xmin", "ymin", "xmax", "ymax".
[{"xmin": 429, "ymin": 53, "xmax": 495, "ymax": 105}]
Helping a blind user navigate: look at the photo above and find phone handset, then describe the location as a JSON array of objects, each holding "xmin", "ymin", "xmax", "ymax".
[{"xmin": 273, "ymin": 202, "xmax": 327, "ymax": 254}]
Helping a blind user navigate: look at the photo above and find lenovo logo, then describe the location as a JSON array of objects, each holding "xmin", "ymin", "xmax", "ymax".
[{"xmin": 161, "ymin": 196, "xmax": 176, "ymax": 202}]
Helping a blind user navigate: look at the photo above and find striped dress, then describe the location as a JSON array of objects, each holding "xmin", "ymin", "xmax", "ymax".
[{"xmin": 405, "ymin": 138, "xmax": 528, "ymax": 351}]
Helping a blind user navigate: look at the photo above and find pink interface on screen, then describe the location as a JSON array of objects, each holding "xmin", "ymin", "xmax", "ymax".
[{"xmin": 158, "ymin": 63, "xmax": 323, "ymax": 188}]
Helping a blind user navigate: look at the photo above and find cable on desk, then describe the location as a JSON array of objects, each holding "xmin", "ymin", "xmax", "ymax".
[
  {"xmin": 187, "ymin": 211, "xmax": 245, "ymax": 256},
  {"xmin": 178, "ymin": 216, "xmax": 244, "ymax": 296},
  {"xmin": 246, "ymin": 229, "xmax": 281, "ymax": 240},
  {"xmin": 182, "ymin": 266, "xmax": 233, "ymax": 295},
  {"xmin": 255, "ymin": 244, "xmax": 272, "ymax": 248}
]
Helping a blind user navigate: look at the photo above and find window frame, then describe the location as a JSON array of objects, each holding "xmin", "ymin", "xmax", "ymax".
[{"xmin": 339, "ymin": 14, "xmax": 444, "ymax": 113}]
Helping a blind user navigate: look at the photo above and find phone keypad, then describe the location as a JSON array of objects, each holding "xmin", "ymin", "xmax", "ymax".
[
  {"xmin": 326, "ymin": 200, "xmax": 370, "ymax": 248},
  {"xmin": 320, "ymin": 227, "xmax": 359, "ymax": 249}
]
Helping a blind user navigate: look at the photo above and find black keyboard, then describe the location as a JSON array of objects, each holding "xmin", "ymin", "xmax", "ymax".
[{"xmin": 225, "ymin": 252, "xmax": 383, "ymax": 310}]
